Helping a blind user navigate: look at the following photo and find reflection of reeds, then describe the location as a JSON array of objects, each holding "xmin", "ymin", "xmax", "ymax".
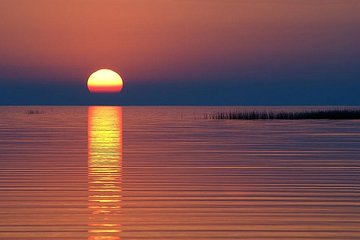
[
  {"xmin": 25, "ymin": 110, "xmax": 44, "ymax": 114},
  {"xmin": 207, "ymin": 109, "xmax": 360, "ymax": 120}
]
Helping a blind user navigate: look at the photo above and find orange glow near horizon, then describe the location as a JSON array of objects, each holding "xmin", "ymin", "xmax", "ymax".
[
  {"xmin": 87, "ymin": 69, "xmax": 123, "ymax": 93},
  {"xmin": 88, "ymin": 106, "xmax": 123, "ymax": 240}
]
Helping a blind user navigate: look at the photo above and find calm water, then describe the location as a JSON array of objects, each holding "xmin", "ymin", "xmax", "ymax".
[{"xmin": 0, "ymin": 106, "xmax": 359, "ymax": 239}]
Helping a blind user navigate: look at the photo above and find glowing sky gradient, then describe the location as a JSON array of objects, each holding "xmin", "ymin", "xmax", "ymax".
[{"xmin": 0, "ymin": 0, "xmax": 359, "ymax": 105}]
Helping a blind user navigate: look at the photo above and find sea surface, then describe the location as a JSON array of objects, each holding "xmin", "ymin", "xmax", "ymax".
[{"xmin": 0, "ymin": 106, "xmax": 359, "ymax": 239}]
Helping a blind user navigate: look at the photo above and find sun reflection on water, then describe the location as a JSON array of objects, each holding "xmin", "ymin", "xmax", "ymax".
[{"xmin": 88, "ymin": 106, "xmax": 122, "ymax": 240}]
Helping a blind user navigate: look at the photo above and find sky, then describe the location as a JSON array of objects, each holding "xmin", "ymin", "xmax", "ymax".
[{"xmin": 0, "ymin": 0, "xmax": 359, "ymax": 105}]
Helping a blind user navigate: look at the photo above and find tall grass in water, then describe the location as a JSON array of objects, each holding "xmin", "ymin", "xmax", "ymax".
[
  {"xmin": 207, "ymin": 109, "xmax": 360, "ymax": 120},
  {"xmin": 25, "ymin": 110, "xmax": 44, "ymax": 115}
]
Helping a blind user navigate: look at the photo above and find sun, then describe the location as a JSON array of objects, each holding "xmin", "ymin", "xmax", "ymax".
[{"xmin": 87, "ymin": 69, "xmax": 123, "ymax": 93}]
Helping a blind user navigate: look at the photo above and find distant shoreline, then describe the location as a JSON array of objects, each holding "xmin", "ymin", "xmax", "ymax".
[{"xmin": 207, "ymin": 109, "xmax": 360, "ymax": 120}]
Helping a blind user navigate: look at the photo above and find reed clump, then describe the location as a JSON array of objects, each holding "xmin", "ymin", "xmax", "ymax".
[
  {"xmin": 207, "ymin": 109, "xmax": 360, "ymax": 120},
  {"xmin": 25, "ymin": 110, "xmax": 44, "ymax": 115}
]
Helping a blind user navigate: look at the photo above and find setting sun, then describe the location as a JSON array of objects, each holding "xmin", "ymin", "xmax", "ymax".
[{"xmin": 87, "ymin": 69, "xmax": 123, "ymax": 93}]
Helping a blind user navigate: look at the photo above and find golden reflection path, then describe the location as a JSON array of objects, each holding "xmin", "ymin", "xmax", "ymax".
[{"xmin": 88, "ymin": 107, "xmax": 122, "ymax": 240}]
